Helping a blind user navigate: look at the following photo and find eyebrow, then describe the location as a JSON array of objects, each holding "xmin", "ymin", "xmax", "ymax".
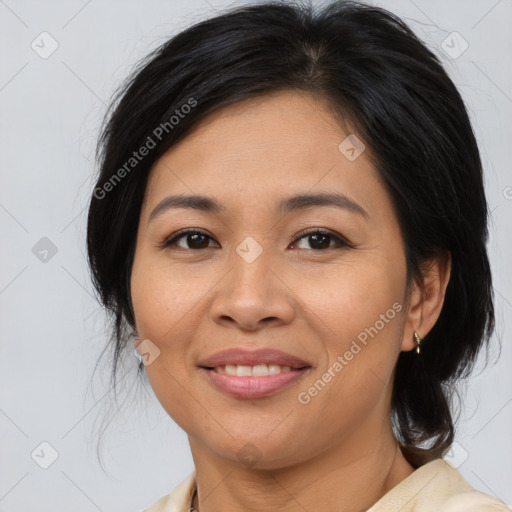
[{"xmin": 148, "ymin": 192, "xmax": 369, "ymax": 224}]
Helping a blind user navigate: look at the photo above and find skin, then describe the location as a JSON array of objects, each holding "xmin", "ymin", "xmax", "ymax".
[{"xmin": 130, "ymin": 90, "xmax": 451, "ymax": 512}]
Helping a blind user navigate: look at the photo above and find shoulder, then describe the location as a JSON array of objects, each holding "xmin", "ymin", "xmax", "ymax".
[
  {"xmin": 417, "ymin": 459, "xmax": 510, "ymax": 512},
  {"xmin": 368, "ymin": 458, "xmax": 510, "ymax": 512},
  {"xmin": 411, "ymin": 459, "xmax": 511, "ymax": 512},
  {"xmin": 436, "ymin": 491, "xmax": 512, "ymax": 512},
  {"xmin": 142, "ymin": 471, "xmax": 196, "ymax": 512}
]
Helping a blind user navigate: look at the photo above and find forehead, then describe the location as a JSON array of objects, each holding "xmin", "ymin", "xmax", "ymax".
[{"xmin": 142, "ymin": 90, "xmax": 383, "ymax": 218}]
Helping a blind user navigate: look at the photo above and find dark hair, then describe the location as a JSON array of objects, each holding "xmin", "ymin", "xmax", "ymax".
[{"xmin": 86, "ymin": 0, "xmax": 495, "ymax": 467}]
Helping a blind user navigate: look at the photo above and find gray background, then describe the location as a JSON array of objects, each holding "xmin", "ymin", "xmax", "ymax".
[{"xmin": 0, "ymin": 0, "xmax": 511, "ymax": 510}]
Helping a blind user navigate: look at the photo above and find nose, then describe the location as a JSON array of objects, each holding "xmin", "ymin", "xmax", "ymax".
[{"xmin": 209, "ymin": 245, "xmax": 296, "ymax": 332}]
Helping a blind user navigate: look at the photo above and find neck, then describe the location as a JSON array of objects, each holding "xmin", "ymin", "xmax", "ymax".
[{"xmin": 189, "ymin": 428, "xmax": 415, "ymax": 512}]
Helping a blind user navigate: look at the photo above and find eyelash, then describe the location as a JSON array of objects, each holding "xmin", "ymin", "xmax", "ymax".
[{"xmin": 159, "ymin": 227, "xmax": 354, "ymax": 251}]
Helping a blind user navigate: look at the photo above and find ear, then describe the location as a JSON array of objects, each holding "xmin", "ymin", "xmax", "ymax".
[{"xmin": 401, "ymin": 250, "xmax": 452, "ymax": 352}]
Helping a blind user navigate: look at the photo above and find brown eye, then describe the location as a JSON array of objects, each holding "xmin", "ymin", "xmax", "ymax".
[
  {"xmin": 160, "ymin": 229, "xmax": 218, "ymax": 250},
  {"xmin": 291, "ymin": 228, "xmax": 352, "ymax": 251},
  {"xmin": 306, "ymin": 233, "xmax": 331, "ymax": 250}
]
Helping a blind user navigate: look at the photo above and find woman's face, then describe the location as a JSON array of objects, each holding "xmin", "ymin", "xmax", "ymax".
[{"xmin": 130, "ymin": 90, "xmax": 416, "ymax": 468}]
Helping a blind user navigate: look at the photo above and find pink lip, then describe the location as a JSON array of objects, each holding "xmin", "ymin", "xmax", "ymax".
[
  {"xmin": 197, "ymin": 348, "xmax": 312, "ymax": 369},
  {"xmin": 200, "ymin": 367, "xmax": 310, "ymax": 399}
]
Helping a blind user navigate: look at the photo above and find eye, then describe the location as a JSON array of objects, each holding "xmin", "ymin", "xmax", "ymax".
[
  {"xmin": 160, "ymin": 229, "xmax": 218, "ymax": 250},
  {"xmin": 290, "ymin": 228, "xmax": 353, "ymax": 251},
  {"xmin": 159, "ymin": 227, "xmax": 354, "ymax": 251}
]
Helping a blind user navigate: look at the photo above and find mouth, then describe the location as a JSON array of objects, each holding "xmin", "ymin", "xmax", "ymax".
[
  {"xmin": 199, "ymin": 366, "xmax": 311, "ymax": 399},
  {"xmin": 197, "ymin": 347, "xmax": 312, "ymax": 399}
]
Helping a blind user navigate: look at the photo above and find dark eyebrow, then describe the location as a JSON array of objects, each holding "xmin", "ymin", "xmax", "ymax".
[
  {"xmin": 148, "ymin": 194, "xmax": 224, "ymax": 224},
  {"xmin": 277, "ymin": 192, "xmax": 368, "ymax": 219},
  {"xmin": 148, "ymin": 192, "xmax": 368, "ymax": 224}
]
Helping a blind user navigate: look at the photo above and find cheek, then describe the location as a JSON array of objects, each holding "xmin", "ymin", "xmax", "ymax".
[
  {"xmin": 130, "ymin": 292, "xmax": 195, "ymax": 432},
  {"xmin": 295, "ymin": 284, "xmax": 404, "ymax": 445},
  {"xmin": 306, "ymin": 256, "xmax": 405, "ymax": 340},
  {"xmin": 304, "ymin": 257, "xmax": 406, "ymax": 396},
  {"xmin": 131, "ymin": 254, "xmax": 199, "ymax": 340},
  {"xmin": 130, "ymin": 255, "xmax": 211, "ymax": 429}
]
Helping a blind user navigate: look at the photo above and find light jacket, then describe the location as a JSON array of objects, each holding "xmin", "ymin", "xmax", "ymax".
[{"xmin": 143, "ymin": 458, "xmax": 511, "ymax": 512}]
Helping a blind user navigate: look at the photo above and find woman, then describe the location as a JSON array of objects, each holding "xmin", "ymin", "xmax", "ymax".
[{"xmin": 86, "ymin": 1, "xmax": 510, "ymax": 510}]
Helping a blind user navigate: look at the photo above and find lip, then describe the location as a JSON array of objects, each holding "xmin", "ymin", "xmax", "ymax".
[
  {"xmin": 197, "ymin": 348, "xmax": 312, "ymax": 369},
  {"xmin": 199, "ymin": 367, "xmax": 311, "ymax": 399}
]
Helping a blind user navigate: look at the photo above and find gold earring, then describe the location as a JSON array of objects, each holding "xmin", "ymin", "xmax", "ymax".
[{"xmin": 413, "ymin": 331, "xmax": 422, "ymax": 354}]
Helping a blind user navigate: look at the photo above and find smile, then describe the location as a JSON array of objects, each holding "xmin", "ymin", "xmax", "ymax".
[{"xmin": 200, "ymin": 365, "xmax": 310, "ymax": 399}]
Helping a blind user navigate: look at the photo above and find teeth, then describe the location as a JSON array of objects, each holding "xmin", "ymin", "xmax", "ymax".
[
  {"xmin": 214, "ymin": 364, "xmax": 292, "ymax": 376},
  {"xmin": 225, "ymin": 365, "xmax": 237, "ymax": 376},
  {"xmin": 236, "ymin": 365, "xmax": 252, "ymax": 377},
  {"xmin": 252, "ymin": 364, "xmax": 269, "ymax": 376}
]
